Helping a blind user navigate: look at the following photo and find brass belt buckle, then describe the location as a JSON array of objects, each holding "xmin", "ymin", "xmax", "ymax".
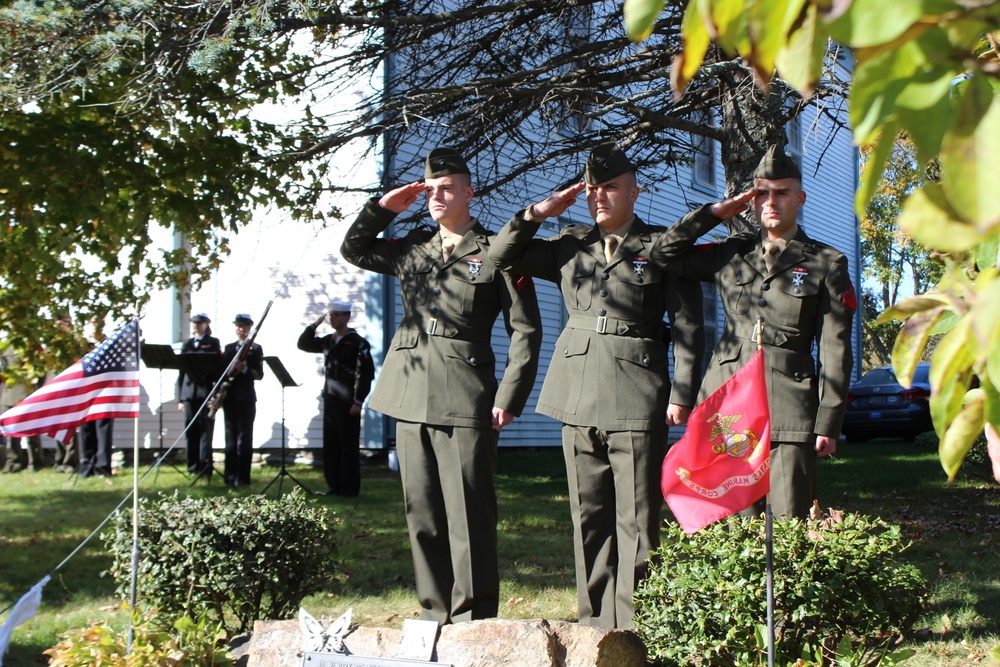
[
  {"xmin": 596, "ymin": 316, "xmax": 608, "ymax": 334},
  {"xmin": 427, "ymin": 318, "xmax": 439, "ymax": 336}
]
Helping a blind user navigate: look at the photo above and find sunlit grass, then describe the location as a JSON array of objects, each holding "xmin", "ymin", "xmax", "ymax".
[{"xmin": 2, "ymin": 440, "xmax": 998, "ymax": 666}]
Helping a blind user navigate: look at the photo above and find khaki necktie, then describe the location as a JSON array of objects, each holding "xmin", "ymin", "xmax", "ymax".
[
  {"xmin": 763, "ymin": 240, "xmax": 780, "ymax": 272},
  {"xmin": 442, "ymin": 235, "xmax": 458, "ymax": 262},
  {"xmin": 603, "ymin": 235, "xmax": 618, "ymax": 264}
]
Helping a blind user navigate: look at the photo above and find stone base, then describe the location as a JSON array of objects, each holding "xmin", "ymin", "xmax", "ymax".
[{"xmin": 246, "ymin": 618, "xmax": 647, "ymax": 667}]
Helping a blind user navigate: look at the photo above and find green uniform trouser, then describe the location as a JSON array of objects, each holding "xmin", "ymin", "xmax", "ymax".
[
  {"xmin": 562, "ymin": 425, "xmax": 666, "ymax": 630},
  {"xmin": 396, "ymin": 420, "xmax": 499, "ymax": 624},
  {"xmin": 2, "ymin": 434, "xmax": 44, "ymax": 472},
  {"xmin": 740, "ymin": 440, "xmax": 816, "ymax": 520}
]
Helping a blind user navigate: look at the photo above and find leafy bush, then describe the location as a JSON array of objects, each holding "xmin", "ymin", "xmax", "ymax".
[
  {"xmin": 44, "ymin": 607, "xmax": 232, "ymax": 667},
  {"xmin": 633, "ymin": 513, "xmax": 927, "ymax": 667},
  {"xmin": 103, "ymin": 489, "xmax": 338, "ymax": 634}
]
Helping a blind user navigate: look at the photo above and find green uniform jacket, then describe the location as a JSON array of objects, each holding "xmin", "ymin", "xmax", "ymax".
[
  {"xmin": 490, "ymin": 211, "xmax": 705, "ymax": 432},
  {"xmin": 340, "ymin": 199, "xmax": 542, "ymax": 428},
  {"xmin": 650, "ymin": 207, "xmax": 856, "ymax": 442}
]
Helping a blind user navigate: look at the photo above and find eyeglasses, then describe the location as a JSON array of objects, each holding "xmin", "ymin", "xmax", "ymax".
[{"xmin": 330, "ymin": 312, "xmax": 350, "ymax": 317}]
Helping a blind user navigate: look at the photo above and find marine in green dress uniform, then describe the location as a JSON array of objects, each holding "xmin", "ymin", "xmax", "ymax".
[
  {"xmin": 650, "ymin": 144, "xmax": 857, "ymax": 520},
  {"xmin": 489, "ymin": 145, "xmax": 706, "ymax": 629},
  {"xmin": 340, "ymin": 147, "xmax": 542, "ymax": 624}
]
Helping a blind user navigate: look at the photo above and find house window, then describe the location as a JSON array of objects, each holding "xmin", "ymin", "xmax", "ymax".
[
  {"xmin": 692, "ymin": 113, "xmax": 717, "ymax": 191},
  {"xmin": 557, "ymin": 6, "xmax": 593, "ymax": 137},
  {"xmin": 786, "ymin": 115, "xmax": 803, "ymax": 171}
]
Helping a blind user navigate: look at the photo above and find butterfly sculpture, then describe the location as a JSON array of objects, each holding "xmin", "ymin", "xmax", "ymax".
[{"xmin": 299, "ymin": 606, "xmax": 353, "ymax": 654}]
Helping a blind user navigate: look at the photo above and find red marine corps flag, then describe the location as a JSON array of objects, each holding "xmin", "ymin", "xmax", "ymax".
[
  {"xmin": 0, "ymin": 319, "xmax": 140, "ymax": 444},
  {"xmin": 662, "ymin": 347, "xmax": 771, "ymax": 534}
]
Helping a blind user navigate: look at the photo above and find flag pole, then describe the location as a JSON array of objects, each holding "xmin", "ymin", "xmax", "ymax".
[
  {"xmin": 754, "ymin": 316, "xmax": 774, "ymax": 667},
  {"xmin": 127, "ymin": 318, "xmax": 141, "ymax": 653}
]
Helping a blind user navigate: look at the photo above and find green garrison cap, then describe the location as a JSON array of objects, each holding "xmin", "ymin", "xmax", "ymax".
[
  {"xmin": 424, "ymin": 147, "xmax": 471, "ymax": 180},
  {"xmin": 584, "ymin": 144, "xmax": 636, "ymax": 185},
  {"xmin": 753, "ymin": 144, "xmax": 801, "ymax": 180}
]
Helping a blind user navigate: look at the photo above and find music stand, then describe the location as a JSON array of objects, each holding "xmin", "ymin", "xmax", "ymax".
[
  {"xmin": 140, "ymin": 343, "xmax": 186, "ymax": 478},
  {"xmin": 259, "ymin": 356, "xmax": 309, "ymax": 498},
  {"xmin": 176, "ymin": 352, "xmax": 228, "ymax": 486}
]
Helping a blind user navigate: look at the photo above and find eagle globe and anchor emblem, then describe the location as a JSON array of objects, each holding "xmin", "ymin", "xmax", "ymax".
[
  {"xmin": 673, "ymin": 410, "xmax": 769, "ymax": 499},
  {"xmin": 708, "ymin": 412, "xmax": 766, "ymax": 462}
]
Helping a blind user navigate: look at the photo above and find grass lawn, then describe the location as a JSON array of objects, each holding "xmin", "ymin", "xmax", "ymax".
[{"xmin": 1, "ymin": 440, "xmax": 998, "ymax": 666}]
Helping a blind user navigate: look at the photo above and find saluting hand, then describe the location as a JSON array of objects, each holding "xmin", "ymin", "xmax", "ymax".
[
  {"xmin": 528, "ymin": 182, "xmax": 587, "ymax": 220},
  {"xmin": 708, "ymin": 188, "xmax": 757, "ymax": 221},
  {"xmin": 379, "ymin": 181, "xmax": 427, "ymax": 213},
  {"xmin": 313, "ymin": 313, "xmax": 327, "ymax": 327}
]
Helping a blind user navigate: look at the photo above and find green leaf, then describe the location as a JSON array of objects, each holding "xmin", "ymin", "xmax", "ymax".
[
  {"xmin": 623, "ymin": 0, "xmax": 666, "ymax": 42},
  {"xmin": 855, "ymin": 124, "xmax": 897, "ymax": 219},
  {"xmin": 971, "ymin": 269, "xmax": 1000, "ymax": 354},
  {"xmin": 849, "ymin": 47, "xmax": 917, "ymax": 145},
  {"xmin": 893, "ymin": 62, "xmax": 958, "ymax": 161},
  {"xmin": 673, "ymin": 0, "xmax": 713, "ymax": 94},
  {"xmin": 940, "ymin": 73, "xmax": 1000, "ymax": 231},
  {"xmin": 874, "ymin": 294, "xmax": 950, "ymax": 324},
  {"xmin": 974, "ymin": 236, "xmax": 1000, "ymax": 271},
  {"xmin": 927, "ymin": 309, "xmax": 962, "ymax": 336},
  {"xmin": 898, "ymin": 184, "xmax": 983, "ymax": 253},
  {"xmin": 774, "ymin": 2, "xmax": 827, "ymax": 95},
  {"xmin": 982, "ymin": 376, "xmax": 1000, "ymax": 428},
  {"xmin": 929, "ymin": 315, "xmax": 974, "ymax": 435},
  {"xmin": 826, "ymin": 0, "xmax": 936, "ymax": 48},
  {"xmin": 939, "ymin": 389, "xmax": 984, "ymax": 481},
  {"xmin": 711, "ymin": 0, "xmax": 751, "ymax": 55},
  {"xmin": 748, "ymin": 0, "xmax": 807, "ymax": 78},
  {"xmin": 890, "ymin": 308, "xmax": 944, "ymax": 381}
]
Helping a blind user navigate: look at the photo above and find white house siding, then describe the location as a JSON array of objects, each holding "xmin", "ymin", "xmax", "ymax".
[
  {"xmin": 82, "ymin": 123, "xmax": 859, "ymax": 460},
  {"xmin": 95, "ymin": 64, "xmax": 859, "ymax": 460}
]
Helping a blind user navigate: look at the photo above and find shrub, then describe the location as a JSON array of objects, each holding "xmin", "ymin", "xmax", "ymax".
[
  {"xmin": 103, "ymin": 489, "xmax": 338, "ymax": 635},
  {"xmin": 44, "ymin": 607, "xmax": 232, "ymax": 667},
  {"xmin": 633, "ymin": 512, "xmax": 927, "ymax": 667}
]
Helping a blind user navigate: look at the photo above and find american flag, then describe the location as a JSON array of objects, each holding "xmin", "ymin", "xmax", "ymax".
[{"xmin": 0, "ymin": 319, "xmax": 140, "ymax": 444}]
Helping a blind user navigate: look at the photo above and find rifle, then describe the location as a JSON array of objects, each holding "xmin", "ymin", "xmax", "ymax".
[{"xmin": 206, "ymin": 302, "xmax": 272, "ymax": 419}]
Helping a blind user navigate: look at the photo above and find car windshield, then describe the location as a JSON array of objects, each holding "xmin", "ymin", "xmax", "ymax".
[
  {"xmin": 856, "ymin": 368, "xmax": 897, "ymax": 387},
  {"xmin": 913, "ymin": 364, "xmax": 930, "ymax": 384},
  {"xmin": 855, "ymin": 364, "xmax": 930, "ymax": 387}
]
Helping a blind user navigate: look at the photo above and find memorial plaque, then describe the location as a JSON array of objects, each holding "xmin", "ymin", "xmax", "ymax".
[
  {"xmin": 397, "ymin": 619, "xmax": 439, "ymax": 661},
  {"xmin": 301, "ymin": 654, "xmax": 450, "ymax": 667}
]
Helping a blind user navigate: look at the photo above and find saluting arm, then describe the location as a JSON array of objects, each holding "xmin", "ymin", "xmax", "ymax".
[
  {"xmin": 296, "ymin": 323, "xmax": 326, "ymax": 354},
  {"xmin": 490, "ymin": 183, "xmax": 586, "ymax": 283},
  {"xmin": 341, "ymin": 199, "xmax": 407, "ymax": 276}
]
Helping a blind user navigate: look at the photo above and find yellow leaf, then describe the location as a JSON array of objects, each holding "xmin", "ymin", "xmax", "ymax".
[
  {"xmin": 855, "ymin": 127, "xmax": 897, "ymax": 219},
  {"xmin": 929, "ymin": 316, "xmax": 975, "ymax": 437},
  {"xmin": 891, "ymin": 308, "xmax": 943, "ymax": 381},
  {"xmin": 941, "ymin": 74, "xmax": 1000, "ymax": 230},
  {"xmin": 939, "ymin": 391, "xmax": 984, "ymax": 481},
  {"xmin": 623, "ymin": 0, "xmax": 667, "ymax": 42},
  {"xmin": 897, "ymin": 184, "xmax": 983, "ymax": 253},
  {"xmin": 774, "ymin": 2, "xmax": 826, "ymax": 96},
  {"xmin": 874, "ymin": 294, "xmax": 950, "ymax": 324},
  {"xmin": 672, "ymin": 0, "xmax": 712, "ymax": 95}
]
